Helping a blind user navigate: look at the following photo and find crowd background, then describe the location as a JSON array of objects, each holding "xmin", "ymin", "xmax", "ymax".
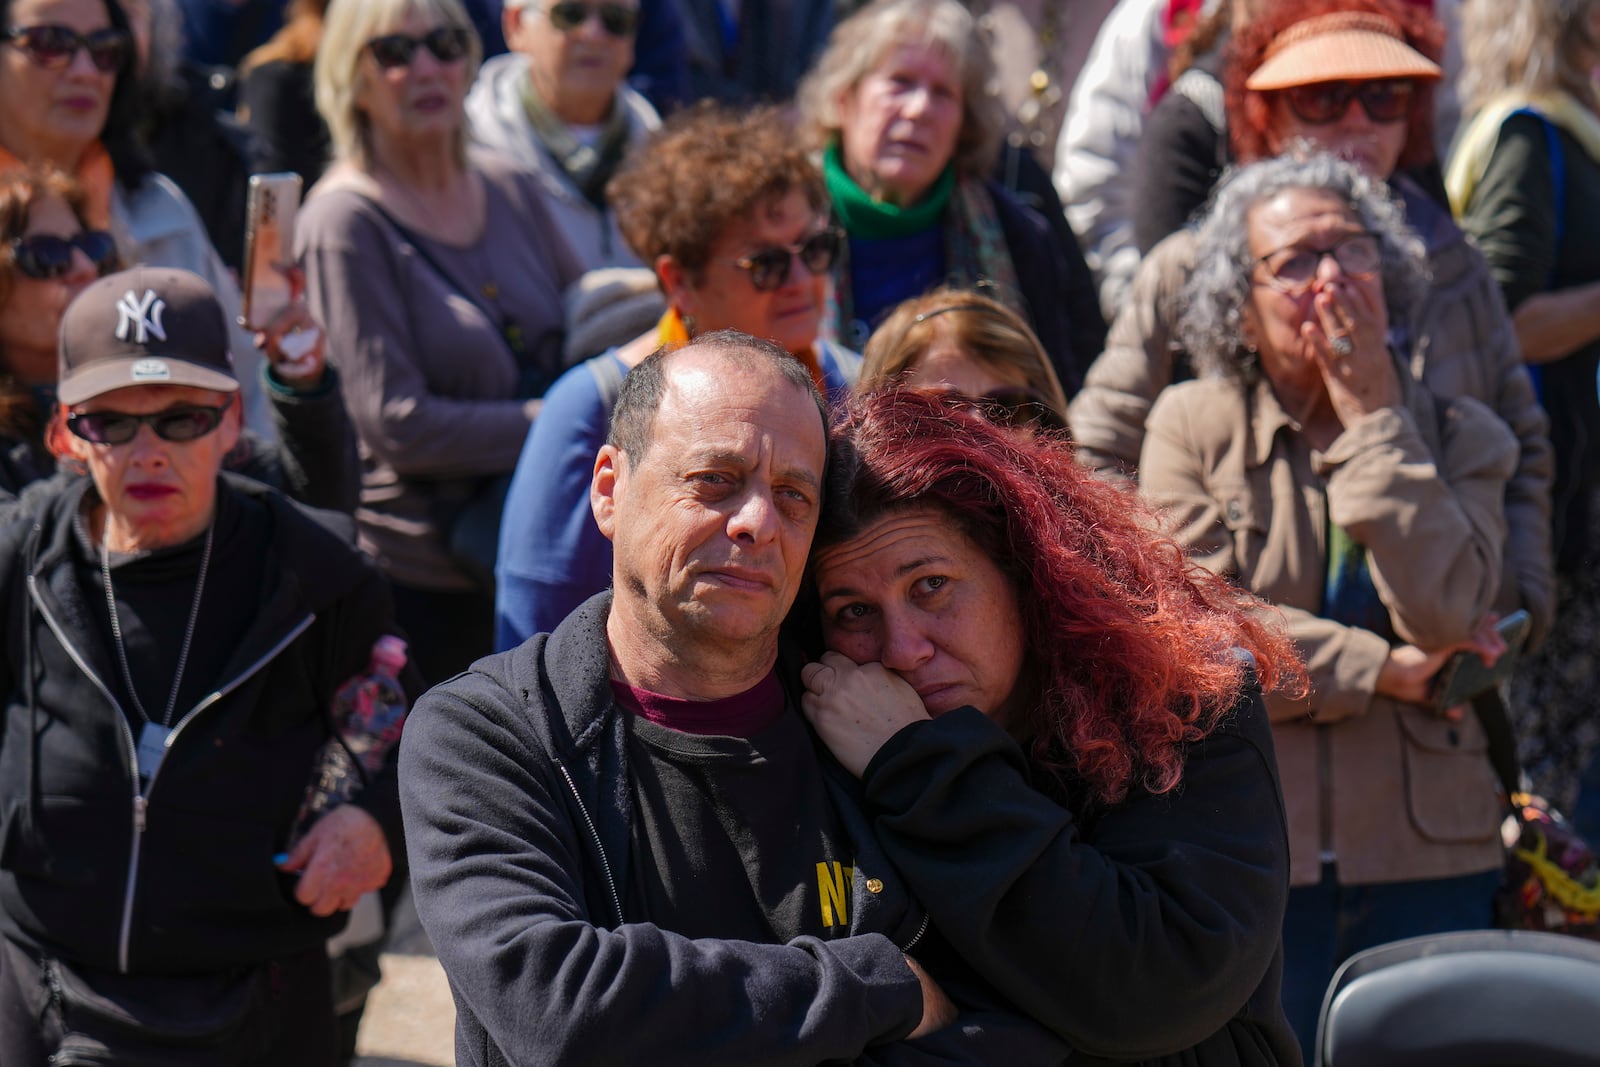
[{"xmin": 1, "ymin": 0, "xmax": 1596, "ymax": 1062}]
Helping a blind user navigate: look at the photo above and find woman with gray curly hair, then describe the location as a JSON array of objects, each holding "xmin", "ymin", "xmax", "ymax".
[
  {"xmin": 795, "ymin": 0, "xmax": 1095, "ymax": 389},
  {"xmin": 1139, "ymin": 153, "xmax": 1520, "ymax": 1061}
]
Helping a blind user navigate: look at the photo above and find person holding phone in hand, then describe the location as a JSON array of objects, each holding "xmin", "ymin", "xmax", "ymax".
[
  {"xmin": 0, "ymin": 265, "xmax": 416, "ymax": 1066},
  {"xmin": 0, "ymin": 165, "xmax": 358, "ymax": 512},
  {"xmin": 1139, "ymin": 154, "xmax": 1519, "ymax": 1062}
]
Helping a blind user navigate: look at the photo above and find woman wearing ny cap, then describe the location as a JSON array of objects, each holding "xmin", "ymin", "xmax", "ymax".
[
  {"xmin": 0, "ymin": 165, "xmax": 361, "ymax": 509},
  {"xmin": 0, "ymin": 265, "xmax": 417, "ymax": 1064},
  {"xmin": 1069, "ymin": 0, "xmax": 1554, "ymax": 656}
]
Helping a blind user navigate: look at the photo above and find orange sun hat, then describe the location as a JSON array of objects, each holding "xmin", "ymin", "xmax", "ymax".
[{"xmin": 1245, "ymin": 11, "xmax": 1442, "ymax": 92}]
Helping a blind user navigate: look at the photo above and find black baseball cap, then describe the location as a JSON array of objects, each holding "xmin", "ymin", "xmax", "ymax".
[{"xmin": 58, "ymin": 267, "xmax": 238, "ymax": 405}]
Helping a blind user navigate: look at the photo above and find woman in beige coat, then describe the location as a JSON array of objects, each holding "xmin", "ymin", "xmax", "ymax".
[
  {"xmin": 1139, "ymin": 154, "xmax": 1516, "ymax": 1062},
  {"xmin": 1069, "ymin": 0, "xmax": 1554, "ymax": 655}
]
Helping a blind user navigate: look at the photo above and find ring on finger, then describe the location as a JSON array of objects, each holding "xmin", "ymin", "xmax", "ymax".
[{"xmin": 1329, "ymin": 333, "xmax": 1355, "ymax": 358}]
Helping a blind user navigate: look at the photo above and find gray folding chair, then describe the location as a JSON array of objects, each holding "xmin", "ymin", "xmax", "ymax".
[{"xmin": 1315, "ymin": 929, "xmax": 1600, "ymax": 1066}]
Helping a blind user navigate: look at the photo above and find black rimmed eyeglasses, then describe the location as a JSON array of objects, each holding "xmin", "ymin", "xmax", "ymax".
[
  {"xmin": 728, "ymin": 228, "xmax": 844, "ymax": 292},
  {"xmin": 1, "ymin": 24, "xmax": 129, "ymax": 72},
  {"xmin": 67, "ymin": 397, "xmax": 234, "ymax": 446},
  {"xmin": 365, "ymin": 26, "xmax": 472, "ymax": 69},
  {"xmin": 1253, "ymin": 231, "xmax": 1382, "ymax": 296},
  {"xmin": 945, "ymin": 387, "xmax": 1065, "ymax": 433}
]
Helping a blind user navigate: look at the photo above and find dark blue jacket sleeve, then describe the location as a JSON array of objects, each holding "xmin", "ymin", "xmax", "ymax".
[
  {"xmin": 494, "ymin": 361, "xmax": 616, "ymax": 650},
  {"xmin": 991, "ymin": 182, "xmax": 1091, "ymax": 395}
]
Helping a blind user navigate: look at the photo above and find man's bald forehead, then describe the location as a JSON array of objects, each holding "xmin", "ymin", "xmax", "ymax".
[{"xmin": 607, "ymin": 330, "xmax": 828, "ymax": 464}]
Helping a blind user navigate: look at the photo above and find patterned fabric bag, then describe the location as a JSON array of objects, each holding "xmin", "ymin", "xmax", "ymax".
[{"xmin": 1497, "ymin": 793, "xmax": 1600, "ymax": 939}]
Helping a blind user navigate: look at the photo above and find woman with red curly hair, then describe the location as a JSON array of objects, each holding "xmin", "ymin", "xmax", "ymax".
[{"xmin": 801, "ymin": 388, "xmax": 1305, "ymax": 1066}]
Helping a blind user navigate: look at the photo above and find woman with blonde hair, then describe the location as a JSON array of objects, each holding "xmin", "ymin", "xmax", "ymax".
[
  {"xmin": 299, "ymin": 0, "xmax": 583, "ymax": 684},
  {"xmin": 859, "ymin": 286, "xmax": 1069, "ymax": 433}
]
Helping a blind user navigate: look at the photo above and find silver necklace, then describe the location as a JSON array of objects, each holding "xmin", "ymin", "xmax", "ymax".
[{"xmin": 101, "ymin": 519, "xmax": 214, "ymax": 727}]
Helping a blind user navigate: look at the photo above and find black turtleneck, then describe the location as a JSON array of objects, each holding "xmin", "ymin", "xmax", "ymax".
[{"xmin": 72, "ymin": 480, "xmax": 269, "ymax": 728}]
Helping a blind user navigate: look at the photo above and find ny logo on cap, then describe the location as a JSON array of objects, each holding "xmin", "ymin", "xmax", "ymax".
[{"xmin": 115, "ymin": 289, "xmax": 167, "ymax": 345}]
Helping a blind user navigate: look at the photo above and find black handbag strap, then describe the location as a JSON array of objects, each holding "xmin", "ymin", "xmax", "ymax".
[
  {"xmin": 355, "ymin": 194, "xmax": 525, "ymax": 365},
  {"xmin": 1471, "ymin": 687, "xmax": 1523, "ymax": 805}
]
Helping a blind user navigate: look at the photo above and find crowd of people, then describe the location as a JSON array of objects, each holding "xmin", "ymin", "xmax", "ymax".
[{"xmin": 0, "ymin": 0, "xmax": 1593, "ymax": 1064}]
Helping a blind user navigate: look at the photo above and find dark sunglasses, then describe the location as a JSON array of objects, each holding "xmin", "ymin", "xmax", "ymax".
[
  {"xmin": 949, "ymin": 387, "xmax": 1065, "ymax": 433},
  {"xmin": 1, "ymin": 23, "xmax": 128, "ymax": 72},
  {"xmin": 1255, "ymin": 231, "xmax": 1383, "ymax": 296},
  {"xmin": 365, "ymin": 26, "xmax": 472, "ymax": 69},
  {"xmin": 1279, "ymin": 79, "xmax": 1414, "ymax": 125},
  {"xmin": 730, "ymin": 229, "xmax": 843, "ymax": 292},
  {"xmin": 545, "ymin": 1, "xmax": 640, "ymax": 37},
  {"xmin": 67, "ymin": 397, "xmax": 233, "ymax": 446},
  {"xmin": 10, "ymin": 231, "xmax": 118, "ymax": 280}
]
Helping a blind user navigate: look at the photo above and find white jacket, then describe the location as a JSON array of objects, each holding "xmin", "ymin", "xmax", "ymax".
[{"xmin": 1053, "ymin": 0, "xmax": 1168, "ymax": 325}]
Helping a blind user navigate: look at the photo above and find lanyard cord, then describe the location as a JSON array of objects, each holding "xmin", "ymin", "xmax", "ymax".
[{"xmin": 101, "ymin": 519, "xmax": 214, "ymax": 727}]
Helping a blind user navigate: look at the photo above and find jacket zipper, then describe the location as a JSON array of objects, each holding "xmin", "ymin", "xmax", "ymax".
[
  {"xmin": 898, "ymin": 912, "xmax": 930, "ymax": 953},
  {"xmin": 28, "ymin": 577, "xmax": 143, "ymax": 973},
  {"xmin": 556, "ymin": 759, "xmax": 624, "ymax": 927},
  {"xmin": 27, "ymin": 575, "xmax": 314, "ymax": 973},
  {"xmin": 130, "ymin": 614, "xmax": 315, "ymax": 971}
]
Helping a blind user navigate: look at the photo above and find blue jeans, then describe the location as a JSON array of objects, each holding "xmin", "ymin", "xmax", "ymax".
[{"xmin": 1281, "ymin": 862, "xmax": 1501, "ymax": 1066}]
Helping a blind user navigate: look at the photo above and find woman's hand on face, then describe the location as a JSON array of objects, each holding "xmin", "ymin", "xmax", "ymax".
[
  {"xmin": 254, "ymin": 265, "xmax": 327, "ymax": 390},
  {"xmin": 800, "ymin": 650, "xmax": 931, "ymax": 778},
  {"xmin": 1302, "ymin": 279, "xmax": 1399, "ymax": 428}
]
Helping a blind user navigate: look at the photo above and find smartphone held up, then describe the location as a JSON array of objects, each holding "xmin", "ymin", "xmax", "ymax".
[{"xmin": 241, "ymin": 172, "xmax": 302, "ymax": 329}]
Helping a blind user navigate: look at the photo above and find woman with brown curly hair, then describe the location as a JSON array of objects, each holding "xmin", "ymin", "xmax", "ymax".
[
  {"xmin": 803, "ymin": 387, "xmax": 1305, "ymax": 1066},
  {"xmin": 493, "ymin": 103, "xmax": 860, "ymax": 649}
]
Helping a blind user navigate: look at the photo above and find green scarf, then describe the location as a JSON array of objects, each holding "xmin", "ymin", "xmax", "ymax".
[{"xmin": 823, "ymin": 141, "xmax": 955, "ymax": 239}]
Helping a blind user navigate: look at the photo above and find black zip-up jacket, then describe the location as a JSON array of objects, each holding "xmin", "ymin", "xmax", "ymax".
[
  {"xmin": 399, "ymin": 592, "xmax": 1070, "ymax": 1067},
  {"xmin": 0, "ymin": 473, "xmax": 410, "ymax": 976}
]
